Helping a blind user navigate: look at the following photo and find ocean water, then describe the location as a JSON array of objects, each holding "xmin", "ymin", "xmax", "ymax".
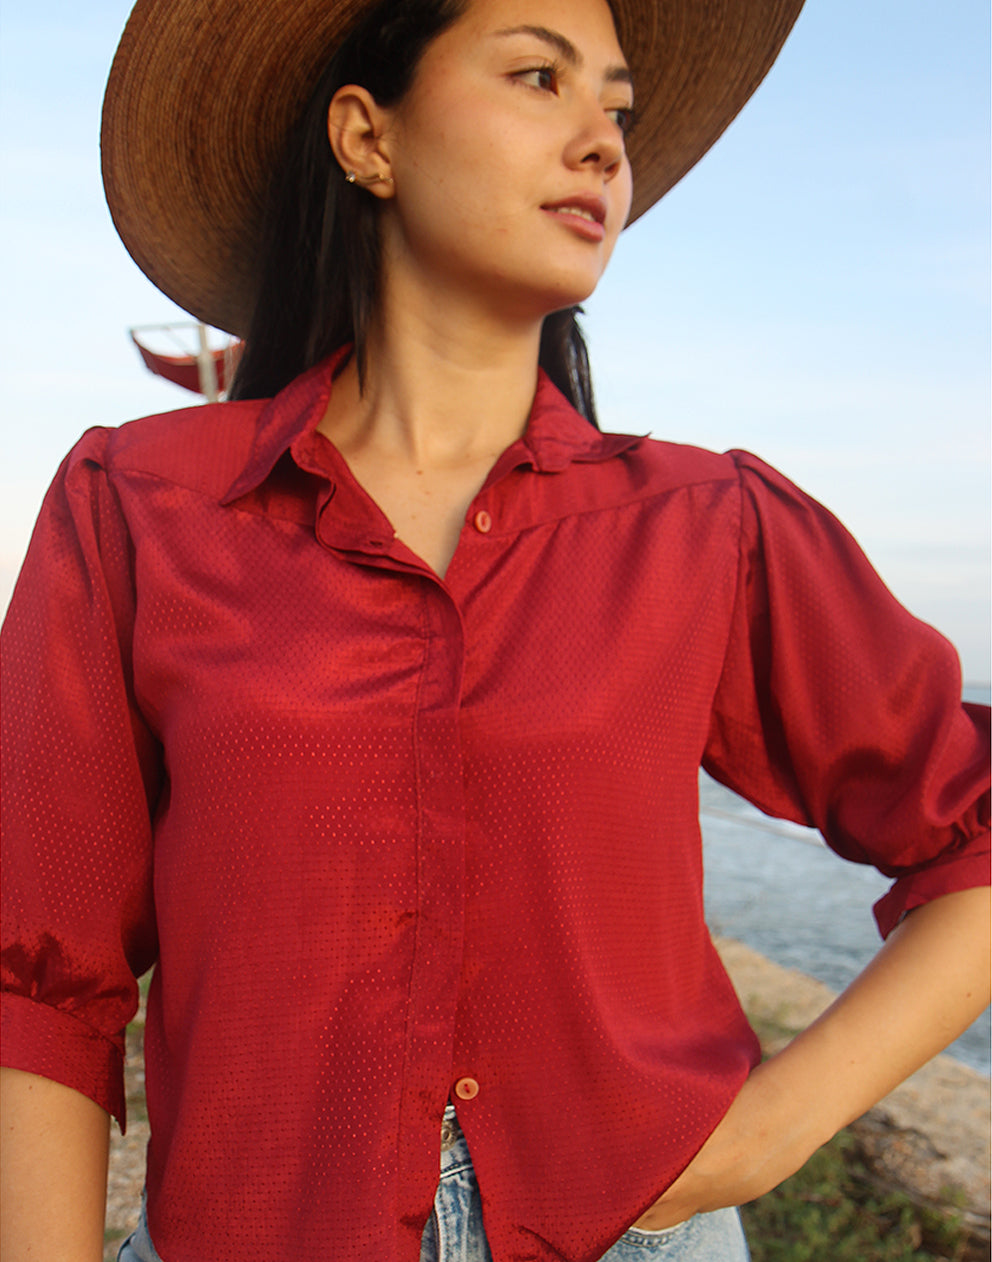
[{"xmin": 701, "ymin": 686, "xmax": 991, "ymax": 1076}]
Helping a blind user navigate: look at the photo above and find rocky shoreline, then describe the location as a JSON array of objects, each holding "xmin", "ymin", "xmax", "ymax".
[{"xmin": 103, "ymin": 939, "xmax": 990, "ymax": 1258}]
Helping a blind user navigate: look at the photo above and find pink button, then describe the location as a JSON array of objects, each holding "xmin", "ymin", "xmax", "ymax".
[
  {"xmin": 454, "ymin": 1076, "xmax": 480, "ymax": 1100},
  {"xmin": 473, "ymin": 510, "xmax": 492, "ymax": 534}
]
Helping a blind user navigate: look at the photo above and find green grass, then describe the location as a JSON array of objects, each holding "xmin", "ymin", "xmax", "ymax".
[{"xmin": 742, "ymin": 1129, "xmax": 982, "ymax": 1262}]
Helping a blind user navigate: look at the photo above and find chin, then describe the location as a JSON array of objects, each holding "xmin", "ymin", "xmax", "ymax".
[
  {"xmin": 479, "ymin": 258, "xmax": 607, "ymax": 323},
  {"xmin": 527, "ymin": 269, "xmax": 605, "ymax": 316}
]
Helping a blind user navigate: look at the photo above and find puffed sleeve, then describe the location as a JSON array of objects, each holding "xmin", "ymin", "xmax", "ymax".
[
  {"xmin": 1, "ymin": 430, "xmax": 162, "ymax": 1128},
  {"xmin": 704, "ymin": 451, "xmax": 990, "ymax": 938}
]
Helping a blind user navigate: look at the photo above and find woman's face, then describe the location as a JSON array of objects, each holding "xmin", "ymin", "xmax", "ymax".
[{"xmin": 379, "ymin": 0, "xmax": 634, "ymax": 321}]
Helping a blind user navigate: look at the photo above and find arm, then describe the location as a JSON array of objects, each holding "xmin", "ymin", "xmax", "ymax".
[
  {"xmin": 1, "ymin": 436, "xmax": 161, "ymax": 1255},
  {"xmin": 636, "ymin": 883, "xmax": 991, "ymax": 1229},
  {"xmin": 0, "ymin": 1068, "xmax": 110, "ymax": 1262}
]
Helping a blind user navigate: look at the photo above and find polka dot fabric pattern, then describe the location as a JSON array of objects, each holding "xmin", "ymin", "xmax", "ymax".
[{"xmin": 2, "ymin": 352, "xmax": 988, "ymax": 1260}]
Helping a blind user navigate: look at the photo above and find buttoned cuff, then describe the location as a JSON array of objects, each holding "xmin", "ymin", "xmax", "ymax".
[
  {"xmin": 873, "ymin": 839, "xmax": 991, "ymax": 938},
  {"xmin": 0, "ymin": 992, "xmax": 126, "ymax": 1130}
]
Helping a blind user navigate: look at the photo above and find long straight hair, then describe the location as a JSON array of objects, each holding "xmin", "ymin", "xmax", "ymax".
[{"xmin": 228, "ymin": 0, "xmax": 600, "ymax": 425}]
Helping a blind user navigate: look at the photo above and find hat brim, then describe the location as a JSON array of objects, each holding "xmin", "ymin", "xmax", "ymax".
[{"xmin": 101, "ymin": 0, "xmax": 805, "ymax": 337}]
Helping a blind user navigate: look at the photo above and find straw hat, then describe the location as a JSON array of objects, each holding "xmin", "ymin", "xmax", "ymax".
[{"xmin": 101, "ymin": 0, "xmax": 805, "ymax": 337}]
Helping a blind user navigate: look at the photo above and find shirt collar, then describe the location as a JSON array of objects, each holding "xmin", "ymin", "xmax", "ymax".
[
  {"xmin": 220, "ymin": 350, "xmax": 349, "ymax": 505},
  {"xmin": 221, "ymin": 346, "xmax": 643, "ymax": 507}
]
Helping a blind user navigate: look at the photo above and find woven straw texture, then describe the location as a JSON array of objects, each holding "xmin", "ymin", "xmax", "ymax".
[{"xmin": 101, "ymin": 0, "xmax": 804, "ymax": 334}]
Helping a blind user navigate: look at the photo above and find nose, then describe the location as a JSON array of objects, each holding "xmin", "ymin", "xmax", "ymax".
[{"xmin": 563, "ymin": 94, "xmax": 626, "ymax": 179}]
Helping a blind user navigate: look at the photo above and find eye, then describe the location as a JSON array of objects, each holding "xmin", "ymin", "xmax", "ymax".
[
  {"xmin": 608, "ymin": 105, "xmax": 637, "ymax": 136},
  {"xmin": 514, "ymin": 63, "xmax": 560, "ymax": 93}
]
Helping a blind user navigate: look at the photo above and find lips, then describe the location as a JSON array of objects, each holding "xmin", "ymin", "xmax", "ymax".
[
  {"xmin": 541, "ymin": 194, "xmax": 607, "ymax": 225},
  {"xmin": 541, "ymin": 194, "xmax": 608, "ymax": 243}
]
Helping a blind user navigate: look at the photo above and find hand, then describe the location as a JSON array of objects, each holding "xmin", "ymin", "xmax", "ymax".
[{"xmin": 631, "ymin": 1058, "xmax": 823, "ymax": 1231}]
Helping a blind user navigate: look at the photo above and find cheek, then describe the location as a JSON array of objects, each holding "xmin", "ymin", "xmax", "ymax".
[
  {"xmin": 599, "ymin": 169, "xmax": 633, "ymax": 265},
  {"xmin": 397, "ymin": 114, "xmax": 504, "ymax": 217},
  {"xmin": 616, "ymin": 159, "xmax": 634, "ymax": 224}
]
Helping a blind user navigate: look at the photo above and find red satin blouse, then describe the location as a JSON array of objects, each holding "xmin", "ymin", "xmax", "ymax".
[{"xmin": 2, "ymin": 350, "xmax": 988, "ymax": 1260}]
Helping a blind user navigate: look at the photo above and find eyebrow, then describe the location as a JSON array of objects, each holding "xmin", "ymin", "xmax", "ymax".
[{"xmin": 493, "ymin": 24, "xmax": 633, "ymax": 88}]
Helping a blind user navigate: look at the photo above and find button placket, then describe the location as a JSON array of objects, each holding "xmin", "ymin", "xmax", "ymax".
[{"xmin": 395, "ymin": 584, "xmax": 469, "ymax": 1216}]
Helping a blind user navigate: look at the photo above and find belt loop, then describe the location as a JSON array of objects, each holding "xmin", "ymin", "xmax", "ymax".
[{"xmin": 440, "ymin": 1115, "xmax": 458, "ymax": 1152}]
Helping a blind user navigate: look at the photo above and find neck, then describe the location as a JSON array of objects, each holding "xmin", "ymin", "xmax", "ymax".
[{"xmin": 320, "ymin": 259, "xmax": 546, "ymax": 471}]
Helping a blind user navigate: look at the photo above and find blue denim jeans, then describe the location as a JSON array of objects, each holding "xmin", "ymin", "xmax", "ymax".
[
  {"xmin": 119, "ymin": 1105, "xmax": 749, "ymax": 1261},
  {"xmin": 117, "ymin": 1192, "xmax": 161, "ymax": 1262},
  {"xmin": 421, "ymin": 1104, "xmax": 750, "ymax": 1262}
]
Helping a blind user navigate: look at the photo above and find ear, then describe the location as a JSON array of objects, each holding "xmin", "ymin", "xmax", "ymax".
[{"xmin": 327, "ymin": 85, "xmax": 395, "ymax": 197}]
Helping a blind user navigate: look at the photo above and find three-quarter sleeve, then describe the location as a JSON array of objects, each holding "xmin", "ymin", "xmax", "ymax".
[
  {"xmin": 704, "ymin": 451, "xmax": 990, "ymax": 938},
  {"xmin": 1, "ymin": 430, "xmax": 162, "ymax": 1127}
]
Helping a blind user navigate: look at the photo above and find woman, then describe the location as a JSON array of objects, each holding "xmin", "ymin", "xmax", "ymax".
[{"xmin": 1, "ymin": 0, "xmax": 988, "ymax": 1259}]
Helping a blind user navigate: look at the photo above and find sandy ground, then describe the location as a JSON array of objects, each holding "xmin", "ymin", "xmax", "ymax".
[{"xmin": 103, "ymin": 938, "xmax": 990, "ymax": 1257}]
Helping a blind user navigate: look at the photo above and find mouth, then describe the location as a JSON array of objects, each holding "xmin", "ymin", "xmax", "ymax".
[
  {"xmin": 542, "ymin": 197, "xmax": 607, "ymax": 225},
  {"xmin": 541, "ymin": 196, "xmax": 608, "ymax": 242}
]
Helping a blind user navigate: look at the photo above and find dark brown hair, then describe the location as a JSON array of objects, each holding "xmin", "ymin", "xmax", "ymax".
[{"xmin": 229, "ymin": 0, "xmax": 599, "ymax": 424}]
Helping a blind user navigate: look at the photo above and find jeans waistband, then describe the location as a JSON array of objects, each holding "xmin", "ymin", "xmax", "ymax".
[{"xmin": 439, "ymin": 1103, "xmax": 472, "ymax": 1177}]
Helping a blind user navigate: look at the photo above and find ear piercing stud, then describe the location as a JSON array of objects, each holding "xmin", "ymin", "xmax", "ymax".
[{"xmin": 345, "ymin": 171, "xmax": 393, "ymax": 187}]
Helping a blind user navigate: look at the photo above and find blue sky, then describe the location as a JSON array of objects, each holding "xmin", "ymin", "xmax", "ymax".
[{"xmin": 1, "ymin": 1, "xmax": 989, "ymax": 679}]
